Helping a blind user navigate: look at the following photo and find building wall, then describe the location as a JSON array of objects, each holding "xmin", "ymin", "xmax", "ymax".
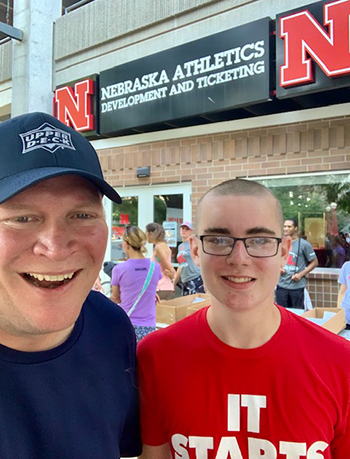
[
  {"xmin": 98, "ymin": 115, "xmax": 350, "ymax": 212},
  {"xmin": 53, "ymin": 0, "xmax": 314, "ymax": 86},
  {"xmin": 0, "ymin": 40, "xmax": 12, "ymax": 118},
  {"xmin": 0, "ymin": 40, "xmax": 11, "ymax": 82}
]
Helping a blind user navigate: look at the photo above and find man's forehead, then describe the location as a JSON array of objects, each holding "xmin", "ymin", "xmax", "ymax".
[{"xmin": 0, "ymin": 175, "xmax": 102, "ymax": 206}]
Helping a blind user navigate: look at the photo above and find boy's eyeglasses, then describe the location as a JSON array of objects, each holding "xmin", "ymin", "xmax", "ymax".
[{"xmin": 198, "ymin": 235, "xmax": 282, "ymax": 258}]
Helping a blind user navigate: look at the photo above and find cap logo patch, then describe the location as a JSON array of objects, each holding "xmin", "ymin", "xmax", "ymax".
[{"xmin": 20, "ymin": 122, "xmax": 76, "ymax": 154}]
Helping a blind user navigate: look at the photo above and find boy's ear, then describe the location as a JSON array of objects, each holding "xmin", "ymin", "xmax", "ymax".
[{"xmin": 190, "ymin": 235, "xmax": 201, "ymax": 267}]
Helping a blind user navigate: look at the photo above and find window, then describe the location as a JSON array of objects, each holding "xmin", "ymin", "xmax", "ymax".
[
  {"xmin": 107, "ymin": 184, "xmax": 191, "ymax": 264},
  {"xmin": 111, "ymin": 196, "xmax": 138, "ymax": 261},
  {"xmin": 154, "ymin": 194, "xmax": 184, "ymax": 263},
  {"xmin": 0, "ymin": 0, "xmax": 13, "ymax": 42},
  {"xmin": 258, "ymin": 173, "xmax": 350, "ymax": 268}
]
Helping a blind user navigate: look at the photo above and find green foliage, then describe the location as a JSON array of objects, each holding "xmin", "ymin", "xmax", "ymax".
[
  {"xmin": 272, "ymin": 185, "xmax": 326, "ymax": 228},
  {"xmin": 112, "ymin": 197, "xmax": 138, "ymax": 226},
  {"xmin": 154, "ymin": 196, "xmax": 167, "ymax": 223},
  {"xmin": 271, "ymin": 183, "xmax": 350, "ymax": 233},
  {"xmin": 321, "ymin": 183, "xmax": 350, "ymax": 214}
]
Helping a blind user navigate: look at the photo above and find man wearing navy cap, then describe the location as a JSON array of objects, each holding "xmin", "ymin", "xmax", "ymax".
[
  {"xmin": 173, "ymin": 221, "xmax": 205, "ymax": 295},
  {"xmin": 0, "ymin": 112, "xmax": 141, "ymax": 458}
]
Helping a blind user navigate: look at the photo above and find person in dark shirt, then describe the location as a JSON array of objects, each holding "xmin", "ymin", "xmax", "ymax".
[
  {"xmin": 276, "ymin": 219, "xmax": 318, "ymax": 309},
  {"xmin": 0, "ymin": 112, "xmax": 141, "ymax": 459}
]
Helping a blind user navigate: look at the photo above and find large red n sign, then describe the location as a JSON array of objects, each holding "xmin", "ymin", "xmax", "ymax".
[
  {"xmin": 54, "ymin": 79, "xmax": 95, "ymax": 132},
  {"xmin": 280, "ymin": 0, "xmax": 350, "ymax": 87}
]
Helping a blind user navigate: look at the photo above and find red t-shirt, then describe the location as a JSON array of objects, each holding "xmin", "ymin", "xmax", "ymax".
[{"xmin": 138, "ymin": 306, "xmax": 350, "ymax": 458}]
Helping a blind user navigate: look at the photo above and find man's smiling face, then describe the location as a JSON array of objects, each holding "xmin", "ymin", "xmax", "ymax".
[
  {"xmin": 283, "ymin": 220, "xmax": 298, "ymax": 239},
  {"xmin": 191, "ymin": 193, "xmax": 290, "ymax": 314},
  {"xmin": 0, "ymin": 175, "xmax": 108, "ymax": 350}
]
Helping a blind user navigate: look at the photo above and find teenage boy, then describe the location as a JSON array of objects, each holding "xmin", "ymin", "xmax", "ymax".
[{"xmin": 138, "ymin": 179, "xmax": 350, "ymax": 459}]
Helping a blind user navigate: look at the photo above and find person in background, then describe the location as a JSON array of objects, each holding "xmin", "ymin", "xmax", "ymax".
[
  {"xmin": 92, "ymin": 275, "xmax": 105, "ymax": 293},
  {"xmin": 173, "ymin": 221, "xmax": 205, "ymax": 295},
  {"xmin": 0, "ymin": 112, "xmax": 141, "ymax": 458},
  {"xmin": 337, "ymin": 260, "xmax": 350, "ymax": 330},
  {"xmin": 138, "ymin": 179, "xmax": 350, "ymax": 459},
  {"xmin": 276, "ymin": 218, "xmax": 318, "ymax": 309},
  {"xmin": 111, "ymin": 225, "xmax": 162, "ymax": 343},
  {"xmin": 331, "ymin": 236, "xmax": 346, "ymax": 268},
  {"xmin": 340, "ymin": 232, "xmax": 350, "ymax": 262},
  {"xmin": 146, "ymin": 222, "xmax": 175, "ymax": 300}
]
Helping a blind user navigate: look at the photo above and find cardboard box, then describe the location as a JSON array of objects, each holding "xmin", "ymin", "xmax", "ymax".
[
  {"xmin": 302, "ymin": 308, "xmax": 346, "ymax": 334},
  {"xmin": 157, "ymin": 293, "xmax": 210, "ymax": 324}
]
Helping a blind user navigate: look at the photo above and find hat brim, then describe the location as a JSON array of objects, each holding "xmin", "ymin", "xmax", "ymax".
[{"xmin": 0, "ymin": 167, "xmax": 122, "ymax": 204}]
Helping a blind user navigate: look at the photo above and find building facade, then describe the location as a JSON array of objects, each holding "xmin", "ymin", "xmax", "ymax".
[{"xmin": 1, "ymin": 0, "xmax": 350, "ymax": 306}]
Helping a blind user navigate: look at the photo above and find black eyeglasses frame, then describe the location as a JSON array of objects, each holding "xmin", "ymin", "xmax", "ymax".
[{"xmin": 198, "ymin": 235, "xmax": 282, "ymax": 258}]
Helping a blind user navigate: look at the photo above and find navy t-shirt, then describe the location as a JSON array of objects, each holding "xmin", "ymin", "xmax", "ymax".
[{"xmin": 0, "ymin": 291, "xmax": 141, "ymax": 458}]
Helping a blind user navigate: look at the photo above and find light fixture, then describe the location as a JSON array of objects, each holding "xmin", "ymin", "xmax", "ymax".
[{"xmin": 136, "ymin": 166, "xmax": 151, "ymax": 178}]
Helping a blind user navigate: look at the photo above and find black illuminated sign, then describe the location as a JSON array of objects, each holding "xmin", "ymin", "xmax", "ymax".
[{"xmin": 99, "ymin": 18, "xmax": 271, "ymax": 135}]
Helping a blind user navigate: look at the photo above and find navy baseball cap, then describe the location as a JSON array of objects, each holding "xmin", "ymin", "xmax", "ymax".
[{"xmin": 0, "ymin": 112, "xmax": 122, "ymax": 204}]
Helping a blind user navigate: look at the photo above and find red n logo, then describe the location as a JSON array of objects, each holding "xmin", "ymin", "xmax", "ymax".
[
  {"xmin": 280, "ymin": 0, "xmax": 350, "ymax": 87},
  {"xmin": 54, "ymin": 79, "xmax": 95, "ymax": 132},
  {"xmin": 120, "ymin": 214, "xmax": 129, "ymax": 225}
]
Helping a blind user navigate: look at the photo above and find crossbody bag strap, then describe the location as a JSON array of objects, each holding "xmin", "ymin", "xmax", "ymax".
[
  {"xmin": 294, "ymin": 237, "xmax": 301, "ymax": 273},
  {"xmin": 128, "ymin": 260, "xmax": 155, "ymax": 317}
]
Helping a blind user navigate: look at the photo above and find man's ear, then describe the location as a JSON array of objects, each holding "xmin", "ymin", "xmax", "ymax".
[
  {"xmin": 190, "ymin": 235, "xmax": 201, "ymax": 267},
  {"xmin": 280, "ymin": 236, "xmax": 291, "ymax": 264}
]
